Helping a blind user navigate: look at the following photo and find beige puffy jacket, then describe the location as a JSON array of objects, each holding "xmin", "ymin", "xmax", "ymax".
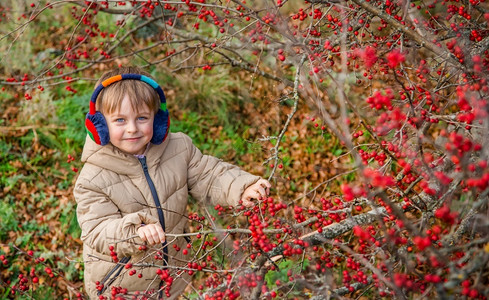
[{"xmin": 74, "ymin": 132, "xmax": 261, "ymax": 299}]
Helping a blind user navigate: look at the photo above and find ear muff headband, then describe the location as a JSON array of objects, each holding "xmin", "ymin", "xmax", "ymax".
[
  {"xmin": 89, "ymin": 74, "xmax": 167, "ymax": 113},
  {"xmin": 85, "ymin": 73, "xmax": 170, "ymax": 146}
]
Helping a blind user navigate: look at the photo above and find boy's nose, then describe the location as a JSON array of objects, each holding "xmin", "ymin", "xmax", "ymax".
[{"xmin": 127, "ymin": 120, "xmax": 138, "ymax": 132}]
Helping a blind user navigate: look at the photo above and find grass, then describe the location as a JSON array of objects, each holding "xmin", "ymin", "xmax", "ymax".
[
  {"xmin": 0, "ymin": 198, "xmax": 18, "ymax": 240},
  {"xmin": 170, "ymin": 109, "xmax": 255, "ymax": 163}
]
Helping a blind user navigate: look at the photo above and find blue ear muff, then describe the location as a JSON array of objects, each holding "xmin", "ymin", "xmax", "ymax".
[
  {"xmin": 151, "ymin": 108, "xmax": 170, "ymax": 145},
  {"xmin": 86, "ymin": 73, "xmax": 170, "ymax": 146}
]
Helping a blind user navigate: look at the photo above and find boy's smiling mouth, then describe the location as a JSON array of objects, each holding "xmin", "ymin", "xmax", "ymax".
[{"xmin": 124, "ymin": 137, "xmax": 142, "ymax": 141}]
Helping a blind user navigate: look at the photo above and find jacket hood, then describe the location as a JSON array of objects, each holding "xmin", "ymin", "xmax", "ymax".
[{"xmin": 81, "ymin": 135, "xmax": 169, "ymax": 175}]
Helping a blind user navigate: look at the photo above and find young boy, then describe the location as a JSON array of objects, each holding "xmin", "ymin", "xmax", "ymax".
[{"xmin": 74, "ymin": 66, "xmax": 271, "ymax": 299}]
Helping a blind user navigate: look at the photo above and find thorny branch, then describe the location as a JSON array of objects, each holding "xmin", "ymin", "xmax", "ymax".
[{"xmin": 262, "ymin": 54, "xmax": 306, "ymax": 181}]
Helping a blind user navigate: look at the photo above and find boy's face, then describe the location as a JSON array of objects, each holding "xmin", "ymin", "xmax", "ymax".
[{"xmin": 105, "ymin": 95, "xmax": 155, "ymax": 155}]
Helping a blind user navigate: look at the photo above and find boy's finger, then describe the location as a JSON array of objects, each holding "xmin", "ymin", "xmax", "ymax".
[
  {"xmin": 137, "ymin": 227, "xmax": 147, "ymax": 242},
  {"xmin": 144, "ymin": 227, "xmax": 156, "ymax": 244},
  {"xmin": 242, "ymin": 198, "xmax": 254, "ymax": 207},
  {"xmin": 157, "ymin": 227, "xmax": 166, "ymax": 243},
  {"xmin": 252, "ymin": 190, "xmax": 261, "ymax": 200},
  {"xmin": 260, "ymin": 179, "xmax": 271, "ymax": 188},
  {"xmin": 146, "ymin": 234, "xmax": 155, "ymax": 245},
  {"xmin": 151, "ymin": 227, "xmax": 163, "ymax": 244},
  {"xmin": 259, "ymin": 180, "xmax": 271, "ymax": 195},
  {"xmin": 255, "ymin": 186, "xmax": 266, "ymax": 198}
]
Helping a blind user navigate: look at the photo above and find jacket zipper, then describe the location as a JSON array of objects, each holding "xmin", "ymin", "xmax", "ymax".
[
  {"xmin": 97, "ymin": 157, "xmax": 169, "ymax": 296},
  {"xmin": 138, "ymin": 156, "xmax": 169, "ymax": 266}
]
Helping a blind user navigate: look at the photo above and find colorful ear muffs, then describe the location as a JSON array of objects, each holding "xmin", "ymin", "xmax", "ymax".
[{"xmin": 85, "ymin": 74, "xmax": 170, "ymax": 146}]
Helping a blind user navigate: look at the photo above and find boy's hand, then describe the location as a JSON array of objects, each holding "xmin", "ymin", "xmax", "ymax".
[
  {"xmin": 240, "ymin": 179, "xmax": 271, "ymax": 207},
  {"xmin": 137, "ymin": 223, "xmax": 165, "ymax": 245}
]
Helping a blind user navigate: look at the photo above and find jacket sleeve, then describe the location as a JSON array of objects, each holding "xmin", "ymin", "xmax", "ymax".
[
  {"xmin": 182, "ymin": 134, "xmax": 262, "ymax": 207},
  {"xmin": 74, "ymin": 175, "xmax": 160, "ymax": 257}
]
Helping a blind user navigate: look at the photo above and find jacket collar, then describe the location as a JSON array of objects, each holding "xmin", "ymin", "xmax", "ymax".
[{"xmin": 81, "ymin": 135, "xmax": 170, "ymax": 175}]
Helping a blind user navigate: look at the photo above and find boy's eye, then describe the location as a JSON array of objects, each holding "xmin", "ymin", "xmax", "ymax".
[
  {"xmin": 138, "ymin": 116, "xmax": 148, "ymax": 121},
  {"xmin": 115, "ymin": 118, "xmax": 125, "ymax": 122}
]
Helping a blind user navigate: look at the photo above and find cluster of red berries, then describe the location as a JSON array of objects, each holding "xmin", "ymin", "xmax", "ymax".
[
  {"xmin": 67, "ymin": 154, "xmax": 78, "ymax": 172},
  {"xmin": 248, "ymin": 212, "xmax": 275, "ymax": 253},
  {"xmin": 374, "ymin": 107, "xmax": 406, "ymax": 137},
  {"xmin": 363, "ymin": 168, "xmax": 395, "ymax": 188},
  {"xmin": 155, "ymin": 268, "xmax": 173, "ymax": 297},
  {"xmin": 434, "ymin": 205, "xmax": 458, "ymax": 225},
  {"xmin": 203, "ymin": 288, "xmax": 240, "ymax": 300},
  {"xmin": 109, "ymin": 286, "xmax": 128, "ymax": 298},
  {"xmin": 11, "ymin": 273, "xmax": 31, "ymax": 294},
  {"xmin": 366, "ymin": 89, "xmax": 394, "ymax": 110},
  {"xmin": 108, "ymin": 245, "xmax": 118, "ymax": 262}
]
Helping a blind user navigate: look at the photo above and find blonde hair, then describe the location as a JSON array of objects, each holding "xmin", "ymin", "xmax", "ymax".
[{"xmin": 95, "ymin": 66, "xmax": 160, "ymax": 115}]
